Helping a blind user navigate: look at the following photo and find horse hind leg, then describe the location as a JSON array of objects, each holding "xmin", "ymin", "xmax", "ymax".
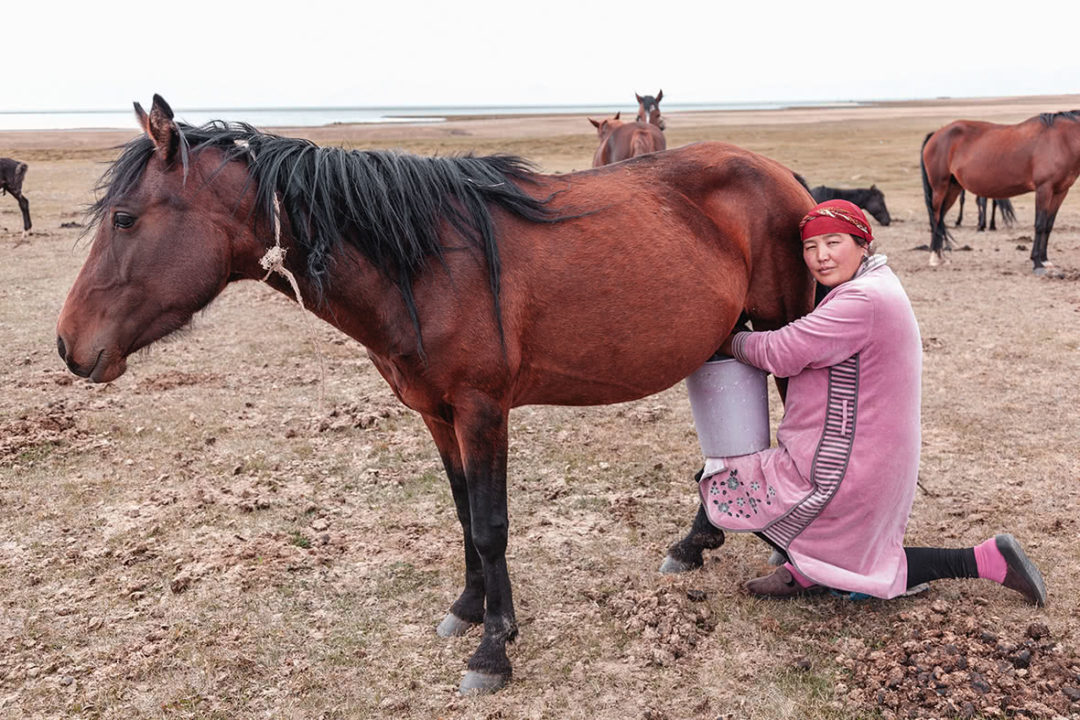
[
  {"xmin": 930, "ymin": 182, "xmax": 962, "ymax": 266},
  {"xmin": 976, "ymin": 196, "xmax": 988, "ymax": 232},
  {"xmin": 660, "ymin": 468, "xmax": 725, "ymax": 573}
]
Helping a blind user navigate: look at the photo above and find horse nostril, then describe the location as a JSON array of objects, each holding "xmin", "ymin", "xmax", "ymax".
[{"xmin": 57, "ymin": 335, "xmax": 67, "ymax": 361}]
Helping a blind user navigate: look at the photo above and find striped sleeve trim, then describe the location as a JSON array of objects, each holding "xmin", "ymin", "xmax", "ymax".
[{"xmin": 730, "ymin": 332, "xmax": 751, "ymax": 363}]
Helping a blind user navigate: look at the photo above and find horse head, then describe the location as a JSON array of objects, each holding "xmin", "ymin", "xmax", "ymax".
[
  {"xmin": 863, "ymin": 184, "xmax": 891, "ymax": 226},
  {"xmin": 56, "ymin": 95, "xmax": 265, "ymax": 383},
  {"xmin": 635, "ymin": 90, "xmax": 665, "ymax": 130},
  {"xmin": 588, "ymin": 111, "xmax": 622, "ymax": 140}
]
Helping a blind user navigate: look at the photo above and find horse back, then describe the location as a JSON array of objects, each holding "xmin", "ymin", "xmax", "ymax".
[{"xmin": 490, "ymin": 143, "xmax": 811, "ymax": 404}]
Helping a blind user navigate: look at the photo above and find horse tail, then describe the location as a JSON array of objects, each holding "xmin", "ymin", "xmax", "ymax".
[
  {"xmin": 998, "ymin": 198, "xmax": 1017, "ymax": 226},
  {"xmin": 919, "ymin": 132, "xmax": 953, "ymax": 253},
  {"xmin": 10, "ymin": 162, "xmax": 28, "ymax": 196},
  {"xmin": 920, "ymin": 133, "xmax": 934, "ymax": 232}
]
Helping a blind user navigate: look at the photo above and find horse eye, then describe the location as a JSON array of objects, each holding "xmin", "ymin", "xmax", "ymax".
[{"xmin": 113, "ymin": 212, "xmax": 136, "ymax": 229}]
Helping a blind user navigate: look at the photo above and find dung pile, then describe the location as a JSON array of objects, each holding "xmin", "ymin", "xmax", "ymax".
[{"xmin": 837, "ymin": 603, "xmax": 1080, "ymax": 718}]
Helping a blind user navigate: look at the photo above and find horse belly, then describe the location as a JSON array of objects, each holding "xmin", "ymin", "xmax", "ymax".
[{"xmin": 507, "ymin": 228, "xmax": 748, "ymax": 407}]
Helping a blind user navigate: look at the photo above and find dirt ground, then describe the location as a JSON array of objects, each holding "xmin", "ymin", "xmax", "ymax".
[{"xmin": 2, "ymin": 95, "xmax": 1079, "ymax": 720}]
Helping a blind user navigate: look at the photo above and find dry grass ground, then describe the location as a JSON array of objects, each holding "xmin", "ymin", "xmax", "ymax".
[{"xmin": 1, "ymin": 95, "xmax": 1079, "ymax": 719}]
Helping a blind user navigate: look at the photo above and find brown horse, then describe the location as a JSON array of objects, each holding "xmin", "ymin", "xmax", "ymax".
[
  {"xmin": 56, "ymin": 95, "xmax": 814, "ymax": 694},
  {"xmin": 921, "ymin": 111, "xmax": 1080, "ymax": 274},
  {"xmin": 636, "ymin": 89, "xmax": 664, "ymax": 130},
  {"xmin": 0, "ymin": 157, "xmax": 32, "ymax": 237},
  {"xmin": 588, "ymin": 112, "xmax": 666, "ymax": 166}
]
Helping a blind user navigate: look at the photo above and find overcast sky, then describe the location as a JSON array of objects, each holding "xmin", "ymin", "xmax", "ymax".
[{"xmin": 5, "ymin": 0, "xmax": 1079, "ymax": 112}]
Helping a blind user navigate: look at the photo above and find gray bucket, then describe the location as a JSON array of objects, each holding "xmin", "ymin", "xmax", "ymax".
[{"xmin": 685, "ymin": 357, "xmax": 770, "ymax": 458}]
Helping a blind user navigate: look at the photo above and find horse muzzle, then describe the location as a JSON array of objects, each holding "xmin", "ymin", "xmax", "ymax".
[{"xmin": 56, "ymin": 334, "xmax": 127, "ymax": 383}]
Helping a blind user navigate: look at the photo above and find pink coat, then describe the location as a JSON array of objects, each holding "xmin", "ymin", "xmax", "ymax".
[{"xmin": 699, "ymin": 263, "xmax": 922, "ymax": 598}]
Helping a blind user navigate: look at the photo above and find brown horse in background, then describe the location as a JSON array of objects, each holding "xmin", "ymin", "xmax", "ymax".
[
  {"xmin": 921, "ymin": 111, "xmax": 1080, "ymax": 274},
  {"xmin": 57, "ymin": 95, "xmax": 813, "ymax": 694},
  {"xmin": 0, "ymin": 158, "xmax": 32, "ymax": 237},
  {"xmin": 589, "ymin": 112, "xmax": 666, "ymax": 166},
  {"xmin": 636, "ymin": 89, "xmax": 665, "ymax": 130}
]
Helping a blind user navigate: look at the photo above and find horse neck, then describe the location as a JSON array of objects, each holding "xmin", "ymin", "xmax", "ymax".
[
  {"xmin": 261, "ymin": 235, "xmax": 414, "ymax": 357},
  {"xmin": 1057, "ymin": 119, "xmax": 1080, "ymax": 165}
]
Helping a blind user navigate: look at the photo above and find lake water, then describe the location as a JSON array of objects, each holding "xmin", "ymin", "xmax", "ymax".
[{"xmin": 0, "ymin": 101, "xmax": 862, "ymax": 131}]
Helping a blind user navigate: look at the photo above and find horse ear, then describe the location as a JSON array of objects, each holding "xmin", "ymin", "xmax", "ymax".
[
  {"xmin": 146, "ymin": 94, "xmax": 179, "ymax": 163},
  {"xmin": 656, "ymin": 89, "xmax": 663, "ymax": 103},
  {"xmin": 589, "ymin": 117, "xmax": 600, "ymax": 129},
  {"xmin": 133, "ymin": 102, "xmax": 150, "ymax": 136},
  {"xmin": 615, "ymin": 111, "xmax": 621, "ymax": 120},
  {"xmin": 635, "ymin": 93, "xmax": 643, "ymax": 103},
  {"xmin": 870, "ymin": 183, "xmax": 877, "ymax": 190}
]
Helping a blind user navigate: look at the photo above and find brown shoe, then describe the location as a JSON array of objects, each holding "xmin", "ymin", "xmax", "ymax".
[
  {"xmin": 745, "ymin": 565, "xmax": 826, "ymax": 597},
  {"xmin": 995, "ymin": 534, "xmax": 1047, "ymax": 607}
]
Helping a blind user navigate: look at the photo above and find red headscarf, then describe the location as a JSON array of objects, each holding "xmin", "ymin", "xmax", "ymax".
[{"xmin": 799, "ymin": 199, "xmax": 874, "ymax": 245}]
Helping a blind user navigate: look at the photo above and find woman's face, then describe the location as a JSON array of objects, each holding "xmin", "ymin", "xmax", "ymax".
[{"xmin": 802, "ymin": 232, "xmax": 867, "ymax": 288}]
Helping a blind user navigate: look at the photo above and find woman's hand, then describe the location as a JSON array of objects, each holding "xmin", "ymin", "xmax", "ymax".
[{"xmin": 719, "ymin": 330, "xmax": 740, "ymax": 357}]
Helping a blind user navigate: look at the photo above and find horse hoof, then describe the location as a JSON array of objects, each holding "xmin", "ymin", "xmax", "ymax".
[
  {"xmin": 460, "ymin": 670, "xmax": 508, "ymax": 695},
  {"xmin": 928, "ymin": 253, "xmax": 940, "ymax": 267},
  {"xmin": 659, "ymin": 554, "xmax": 699, "ymax": 574},
  {"xmin": 436, "ymin": 613, "xmax": 477, "ymax": 638},
  {"xmin": 767, "ymin": 549, "xmax": 786, "ymax": 566}
]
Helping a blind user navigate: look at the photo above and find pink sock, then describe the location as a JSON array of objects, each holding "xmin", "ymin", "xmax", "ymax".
[
  {"xmin": 784, "ymin": 562, "xmax": 815, "ymax": 588},
  {"xmin": 973, "ymin": 537, "xmax": 1007, "ymax": 583}
]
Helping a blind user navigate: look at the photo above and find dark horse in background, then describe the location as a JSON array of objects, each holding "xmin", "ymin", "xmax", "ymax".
[
  {"xmin": 56, "ymin": 95, "xmax": 814, "ymax": 694},
  {"xmin": 635, "ymin": 89, "xmax": 664, "ymax": 130},
  {"xmin": 954, "ymin": 189, "xmax": 1016, "ymax": 231},
  {"xmin": 793, "ymin": 173, "xmax": 891, "ymax": 225},
  {"xmin": 0, "ymin": 157, "xmax": 32, "ymax": 237},
  {"xmin": 588, "ymin": 112, "xmax": 666, "ymax": 166},
  {"xmin": 922, "ymin": 110, "xmax": 1080, "ymax": 274}
]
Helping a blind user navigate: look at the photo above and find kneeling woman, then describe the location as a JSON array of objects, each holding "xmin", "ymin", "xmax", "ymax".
[{"xmin": 699, "ymin": 199, "xmax": 1045, "ymax": 605}]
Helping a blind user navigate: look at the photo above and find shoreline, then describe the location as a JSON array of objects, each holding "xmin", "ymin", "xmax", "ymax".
[{"xmin": 2, "ymin": 93, "xmax": 1080, "ymax": 157}]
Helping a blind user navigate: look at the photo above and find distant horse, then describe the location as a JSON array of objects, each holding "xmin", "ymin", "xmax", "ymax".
[
  {"xmin": 792, "ymin": 173, "xmax": 890, "ymax": 225},
  {"xmin": 57, "ymin": 95, "xmax": 813, "ymax": 694},
  {"xmin": 921, "ymin": 111, "xmax": 1080, "ymax": 273},
  {"xmin": 588, "ymin": 112, "xmax": 666, "ymax": 167},
  {"xmin": 635, "ymin": 90, "xmax": 665, "ymax": 130},
  {"xmin": 0, "ymin": 158, "xmax": 32, "ymax": 237},
  {"xmin": 809, "ymin": 184, "xmax": 891, "ymax": 226},
  {"xmin": 954, "ymin": 189, "xmax": 1016, "ymax": 231}
]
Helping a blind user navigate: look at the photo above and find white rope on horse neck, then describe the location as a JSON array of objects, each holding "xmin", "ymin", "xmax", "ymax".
[
  {"xmin": 235, "ymin": 139, "xmax": 327, "ymax": 404},
  {"xmin": 233, "ymin": 139, "xmax": 306, "ymax": 311}
]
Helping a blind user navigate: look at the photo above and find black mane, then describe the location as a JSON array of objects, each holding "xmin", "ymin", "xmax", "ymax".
[
  {"xmin": 1038, "ymin": 110, "xmax": 1080, "ymax": 127},
  {"xmin": 90, "ymin": 121, "xmax": 559, "ymax": 355}
]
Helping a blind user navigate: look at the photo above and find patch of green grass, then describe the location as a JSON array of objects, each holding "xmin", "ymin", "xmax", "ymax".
[
  {"xmin": 15, "ymin": 441, "xmax": 58, "ymax": 465},
  {"xmin": 289, "ymin": 531, "xmax": 312, "ymax": 549}
]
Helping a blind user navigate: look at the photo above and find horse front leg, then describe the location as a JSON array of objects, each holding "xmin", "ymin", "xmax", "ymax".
[
  {"xmin": 976, "ymin": 196, "xmax": 987, "ymax": 232},
  {"xmin": 1028, "ymin": 185, "xmax": 1062, "ymax": 273},
  {"xmin": 422, "ymin": 414, "xmax": 486, "ymax": 637},
  {"xmin": 453, "ymin": 394, "xmax": 516, "ymax": 694}
]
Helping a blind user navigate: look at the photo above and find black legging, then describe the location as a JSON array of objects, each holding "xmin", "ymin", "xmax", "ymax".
[{"xmin": 904, "ymin": 546, "xmax": 979, "ymax": 588}]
